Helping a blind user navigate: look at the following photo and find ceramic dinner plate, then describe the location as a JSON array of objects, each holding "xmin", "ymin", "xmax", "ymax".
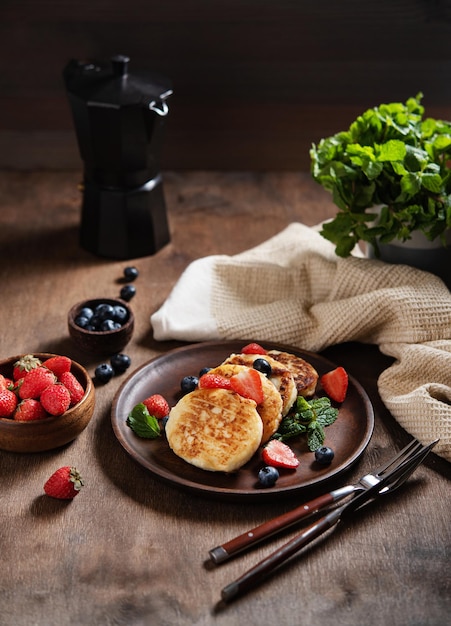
[{"xmin": 111, "ymin": 340, "xmax": 374, "ymax": 500}]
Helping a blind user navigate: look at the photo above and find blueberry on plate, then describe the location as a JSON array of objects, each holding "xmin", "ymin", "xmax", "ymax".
[
  {"xmin": 253, "ymin": 358, "xmax": 272, "ymax": 376},
  {"xmin": 258, "ymin": 465, "xmax": 279, "ymax": 488},
  {"xmin": 95, "ymin": 363, "xmax": 114, "ymax": 384},
  {"xmin": 199, "ymin": 367, "xmax": 212, "ymax": 377},
  {"xmin": 124, "ymin": 266, "xmax": 139, "ymax": 281},
  {"xmin": 314, "ymin": 446, "xmax": 335, "ymax": 465},
  {"xmin": 180, "ymin": 375, "xmax": 199, "ymax": 394},
  {"xmin": 110, "ymin": 353, "xmax": 131, "ymax": 374},
  {"xmin": 120, "ymin": 284, "xmax": 136, "ymax": 301}
]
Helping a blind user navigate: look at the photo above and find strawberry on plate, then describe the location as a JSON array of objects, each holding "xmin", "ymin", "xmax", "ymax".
[
  {"xmin": 198, "ymin": 373, "xmax": 232, "ymax": 391},
  {"xmin": 241, "ymin": 342, "xmax": 267, "ymax": 355},
  {"xmin": 262, "ymin": 439, "xmax": 300, "ymax": 469},
  {"xmin": 142, "ymin": 394, "xmax": 170, "ymax": 419},
  {"xmin": 230, "ymin": 368, "xmax": 264, "ymax": 405},
  {"xmin": 320, "ymin": 366, "xmax": 348, "ymax": 403},
  {"xmin": 44, "ymin": 466, "xmax": 84, "ymax": 499}
]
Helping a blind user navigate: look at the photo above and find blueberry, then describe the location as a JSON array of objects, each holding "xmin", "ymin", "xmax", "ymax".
[
  {"xmin": 90, "ymin": 314, "xmax": 102, "ymax": 330},
  {"xmin": 95, "ymin": 363, "xmax": 114, "ymax": 384},
  {"xmin": 199, "ymin": 367, "xmax": 212, "ymax": 377},
  {"xmin": 112, "ymin": 305, "xmax": 128, "ymax": 324},
  {"xmin": 314, "ymin": 446, "xmax": 335, "ymax": 465},
  {"xmin": 110, "ymin": 353, "xmax": 131, "ymax": 374},
  {"xmin": 95, "ymin": 303, "xmax": 115, "ymax": 320},
  {"xmin": 258, "ymin": 466, "xmax": 279, "ymax": 488},
  {"xmin": 161, "ymin": 415, "xmax": 169, "ymax": 431},
  {"xmin": 253, "ymin": 358, "xmax": 272, "ymax": 376},
  {"xmin": 181, "ymin": 375, "xmax": 199, "ymax": 394},
  {"xmin": 79, "ymin": 307, "xmax": 94, "ymax": 320},
  {"xmin": 74, "ymin": 315, "xmax": 90, "ymax": 329},
  {"xmin": 120, "ymin": 285, "xmax": 136, "ymax": 301},
  {"xmin": 124, "ymin": 266, "xmax": 139, "ymax": 281},
  {"xmin": 100, "ymin": 319, "xmax": 116, "ymax": 332}
]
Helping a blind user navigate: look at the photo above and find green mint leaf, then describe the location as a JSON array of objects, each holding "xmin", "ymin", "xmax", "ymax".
[
  {"xmin": 310, "ymin": 397, "xmax": 339, "ymax": 427},
  {"xmin": 307, "ymin": 423, "xmax": 325, "ymax": 451},
  {"xmin": 126, "ymin": 403, "xmax": 161, "ymax": 439}
]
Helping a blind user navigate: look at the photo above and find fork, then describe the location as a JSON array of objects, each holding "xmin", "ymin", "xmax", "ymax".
[
  {"xmin": 210, "ymin": 438, "xmax": 429, "ymax": 565},
  {"xmin": 220, "ymin": 439, "xmax": 437, "ymax": 602}
]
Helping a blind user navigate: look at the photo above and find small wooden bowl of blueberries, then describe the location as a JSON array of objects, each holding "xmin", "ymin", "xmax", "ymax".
[{"xmin": 68, "ymin": 297, "xmax": 134, "ymax": 356}]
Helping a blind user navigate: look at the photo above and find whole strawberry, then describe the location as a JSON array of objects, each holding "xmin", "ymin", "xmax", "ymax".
[
  {"xmin": 44, "ymin": 466, "xmax": 84, "ymax": 499},
  {"xmin": 59, "ymin": 371, "xmax": 85, "ymax": 406},
  {"xmin": 18, "ymin": 366, "xmax": 56, "ymax": 400},
  {"xmin": 43, "ymin": 355, "xmax": 72, "ymax": 379},
  {"xmin": 40, "ymin": 383, "xmax": 71, "ymax": 416},
  {"xmin": 14, "ymin": 398, "xmax": 48, "ymax": 421},
  {"xmin": 13, "ymin": 354, "xmax": 42, "ymax": 381},
  {"xmin": 142, "ymin": 394, "xmax": 170, "ymax": 419},
  {"xmin": 0, "ymin": 388, "xmax": 18, "ymax": 418}
]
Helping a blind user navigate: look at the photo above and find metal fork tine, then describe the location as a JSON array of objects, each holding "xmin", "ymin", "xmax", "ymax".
[{"xmin": 373, "ymin": 438, "xmax": 423, "ymax": 477}]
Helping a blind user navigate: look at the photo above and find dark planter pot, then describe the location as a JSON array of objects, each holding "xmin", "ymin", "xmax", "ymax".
[{"xmin": 366, "ymin": 229, "xmax": 451, "ymax": 290}]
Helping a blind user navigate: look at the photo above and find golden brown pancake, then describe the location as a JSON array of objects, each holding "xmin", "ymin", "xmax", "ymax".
[
  {"xmin": 165, "ymin": 387, "xmax": 262, "ymax": 473},
  {"xmin": 222, "ymin": 353, "xmax": 297, "ymax": 416},
  {"xmin": 267, "ymin": 350, "xmax": 318, "ymax": 397},
  {"xmin": 210, "ymin": 363, "xmax": 283, "ymax": 442}
]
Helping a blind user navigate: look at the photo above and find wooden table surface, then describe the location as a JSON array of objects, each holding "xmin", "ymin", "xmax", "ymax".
[{"xmin": 0, "ymin": 171, "xmax": 450, "ymax": 626}]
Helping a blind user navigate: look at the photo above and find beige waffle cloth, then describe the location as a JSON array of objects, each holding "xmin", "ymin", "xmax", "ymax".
[{"xmin": 151, "ymin": 223, "xmax": 451, "ymax": 462}]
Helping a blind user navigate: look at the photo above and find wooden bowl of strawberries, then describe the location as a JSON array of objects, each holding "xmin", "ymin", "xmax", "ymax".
[{"xmin": 0, "ymin": 353, "xmax": 95, "ymax": 453}]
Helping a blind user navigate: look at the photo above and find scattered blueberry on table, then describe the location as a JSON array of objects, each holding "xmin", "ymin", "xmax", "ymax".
[{"xmin": 120, "ymin": 284, "xmax": 136, "ymax": 301}]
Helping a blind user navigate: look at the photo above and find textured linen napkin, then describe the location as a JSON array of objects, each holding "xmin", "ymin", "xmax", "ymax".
[{"xmin": 151, "ymin": 223, "xmax": 451, "ymax": 462}]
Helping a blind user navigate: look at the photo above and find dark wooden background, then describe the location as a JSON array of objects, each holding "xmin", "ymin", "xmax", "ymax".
[{"xmin": 1, "ymin": 0, "xmax": 451, "ymax": 170}]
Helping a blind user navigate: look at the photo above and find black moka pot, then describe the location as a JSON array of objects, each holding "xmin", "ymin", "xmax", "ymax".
[{"xmin": 63, "ymin": 55, "xmax": 172, "ymax": 259}]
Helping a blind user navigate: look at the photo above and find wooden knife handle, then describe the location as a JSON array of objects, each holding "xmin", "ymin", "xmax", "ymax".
[
  {"xmin": 209, "ymin": 491, "xmax": 335, "ymax": 564},
  {"xmin": 221, "ymin": 511, "xmax": 340, "ymax": 602}
]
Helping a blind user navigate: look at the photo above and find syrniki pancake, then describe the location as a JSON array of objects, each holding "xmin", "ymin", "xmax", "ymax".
[
  {"xmin": 222, "ymin": 353, "xmax": 297, "ymax": 416},
  {"xmin": 165, "ymin": 387, "xmax": 262, "ymax": 473},
  {"xmin": 209, "ymin": 363, "xmax": 283, "ymax": 443},
  {"xmin": 267, "ymin": 350, "xmax": 318, "ymax": 397}
]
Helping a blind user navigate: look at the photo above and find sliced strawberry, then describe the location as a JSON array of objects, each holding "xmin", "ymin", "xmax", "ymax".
[
  {"xmin": 230, "ymin": 368, "xmax": 264, "ymax": 404},
  {"xmin": 198, "ymin": 373, "xmax": 232, "ymax": 391},
  {"xmin": 262, "ymin": 439, "xmax": 300, "ymax": 469},
  {"xmin": 241, "ymin": 342, "xmax": 267, "ymax": 355},
  {"xmin": 320, "ymin": 366, "xmax": 348, "ymax": 403},
  {"xmin": 142, "ymin": 394, "xmax": 170, "ymax": 419}
]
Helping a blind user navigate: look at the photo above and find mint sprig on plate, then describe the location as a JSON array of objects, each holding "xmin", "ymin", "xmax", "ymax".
[
  {"xmin": 274, "ymin": 396, "xmax": 338, "ymax": 451},
  {"xmin": 126, "ymin": 403, "xmax": 161, "ymax": 439}
]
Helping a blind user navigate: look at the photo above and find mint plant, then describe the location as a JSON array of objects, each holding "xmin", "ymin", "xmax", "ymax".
[{"xmin": 310, "ymin": 93, "xmax": 451, "ymax": 256}]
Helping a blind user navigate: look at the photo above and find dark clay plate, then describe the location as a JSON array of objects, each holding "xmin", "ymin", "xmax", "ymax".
[{"xmin": 111, "ymin": 341, "xmax": 374, "ymax": 500}]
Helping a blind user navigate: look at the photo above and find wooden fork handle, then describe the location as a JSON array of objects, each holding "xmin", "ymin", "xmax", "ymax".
[
  {"xmin": 209, "ymin": 491, "xmax": 336, "ymax": 565},
  {"xmin": 221, "ymin": 510, "xmax": 340, "ymax": 602}
]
